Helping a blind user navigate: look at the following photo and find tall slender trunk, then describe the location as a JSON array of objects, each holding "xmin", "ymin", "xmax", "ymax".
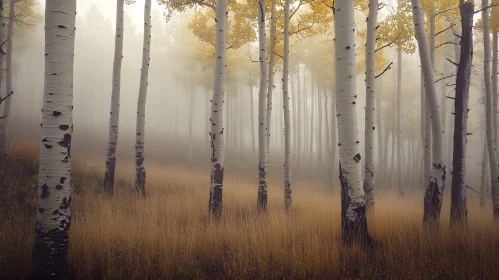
[
  {"xmin": 335, "ymin": 0, "xmax": 372, "ymax": 246},
  {"xmin": 266, "ymin": 0, "xmax": 277, "ymax": 150},
  {"xmin": 376, "ymin": 81, "xmax": 383, "ymax": 184},
  {"xmin": 493, "ymin": 31, "xmax": 498, "ymax": 153},
  {"xmin": 0, "ymin": 0, "xmax": 14, "ymax": 157},
  {"xmin": 104, "ymin": 0, "xmax": 125, "ymax": 194},
  {"xmin": 331, "ymin": 87, "xmax": 337, "ymax": 191},
  {"xmin": 188, "ymin": 86, "xmax": 195, "ymax": 168},
  {"xmin": 309, "ymin": 72, "xmax": 315, "ymax": 166},
  {"xmin": 239, "ymin": 85, "xmax": 244, "ymax": 160},
  {"xmin": 135, "ymin": 0, "xmax": 152, "ymax": 198},
  {"xmin": 205, "ymin": 88, "xmax": 210, "ymax": 145},
  {"xmin": 208, "ymin": 0, "xmax": 228, "ymax": 218},
  {"xmin": 397, "ymin": 50, "xmax": 404, "ymax": 197},
  {"xmin": 317, "ymin": 85, "xmax": 323, "ymax": 169},
  {"xmin": 411, "ymin": 0, "xmax": 447, "ymax": 227},
  {"xmin": 296, "ymin": 67, "xmax": 302, "ymax": 168},
  {"xmin": 283, "ymin": 0, "xmax": 292, "ymax": 209},
  {"xmin": 390, "ymin": 96, "xmax": 396, "ymax": 187},
  {"xmin": 249, "ymin": 74, "xmax": 256, "ymax": 155},
  {"xmin": 0, "ymin": 1, "xmax": 5, "ymax": 158},
  {"xmin": 481, "ymin": 136, "xmax": 489, "ymax": 208},
  {"xmin": 257, "ymin": 0, "xmax": 269, "ymax": 210},
  {"xmin": 364, "ymin": 0, "xmax": 378, "ymax": 211},
  {"xmin": 483, "ymin": 0, "xmax": 499, "ymax": 218},
  {"xmin": 31, "ymin": 1, "xmax": 76, "ymax": 278},
  {"xmin": 450, "ymin": 1, "xmax": 473, "ymax": 227}
]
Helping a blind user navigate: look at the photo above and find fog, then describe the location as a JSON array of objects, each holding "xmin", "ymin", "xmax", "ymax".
[{"xmin": 6, "ymin": 1, "xmax": 487, "ymax": 187}]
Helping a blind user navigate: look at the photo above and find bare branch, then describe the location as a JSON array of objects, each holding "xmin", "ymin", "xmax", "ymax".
[
  {"xmin": 0, "ymin": 91, "xmax": 13, "ymax": 104},
  {"xmin": 375, "ymin": 62, "xmax": 393, "ymax": 79},
  {"xmin": 436, "ymin": 24, "xmax": 456, "ymax": 37},
  {"xmin": 436, "ymin": 41, "xmax": 459, "ymax": 49},
  {"xmin": 447, "ymin": 58, "xmax": 459, "ymax": 67},
  {"xmin": 376, "ymin": 32, "xmax": 401, "ymax": 53},
  {"xmin": 474, "ymin": 3, "xmax": 499, "ymax": 14},
  {"xmin": 435, "ymin": 74, "xmax": 456, "ymax": 83}
]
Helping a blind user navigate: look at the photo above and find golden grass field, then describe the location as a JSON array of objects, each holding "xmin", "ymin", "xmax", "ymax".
[{"xmin": 2, "ymin": 143, "xmax": 499, "ymax": 279}]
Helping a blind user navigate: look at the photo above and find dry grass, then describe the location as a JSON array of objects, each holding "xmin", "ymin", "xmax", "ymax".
[{"xmin": 2, "ymin": 144, "xmax": 499, "ymax": 279}]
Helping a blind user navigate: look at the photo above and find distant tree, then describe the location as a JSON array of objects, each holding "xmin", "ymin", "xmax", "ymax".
[
  {"xmin": 104, "ymin": 0, "xmax": 126, "ymax": 195},
  {"xmin": 482, "ymin": 0, "xmax": 499, "ymax": 218},
  {"xmin": 135, "ymin": 0, "xmax": 152, "ymax": 197},
  {"xmin": 31, "ymin": 0, "xmax": 76, "ymax": 278}
]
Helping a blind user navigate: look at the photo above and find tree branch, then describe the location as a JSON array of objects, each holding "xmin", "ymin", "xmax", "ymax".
[
  {"xmin": 474, "ymin": 3, "xmax": 499, "ymax": 14},
  {"xmin": 435, "ymin": 74, "xmax": 456, "ymax": 83},
  {"xmin": 447, "ymin": 58, "xmax": 459, "ymax": 67},
  {"xmin": 436, "ymin": 24, "xmax": 456, "ymax": 37},
  {"xmin": 375, "ymin": 62, "xmax": 393, "ymax": 79},
  {"xmin": 0, "ymin": 91, "xmax": 13, "ymax": 104},
  {"xmin": 436, "ymin": 41, "xmax": 459, "ymax": 49}
]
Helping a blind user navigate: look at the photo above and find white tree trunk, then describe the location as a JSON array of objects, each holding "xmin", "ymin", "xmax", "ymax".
[
  {"xmin": 249, "ymin": 74, "xmax": 256, "ymax": 155},
  {"xmin": 0, "ymin": 0, "xmax": 14, "ymax": 157},
  {"xmin": 411, "ymin": 0, "xmax": 446, "ymax": 226},
  {"xmin": 104, "ymin": 0, "xmax": 125, "ymax": 194},
  {"xmin": 376, "ymin": 81, "xmax": 383, "ymax": 184},
  {"xmin": 135, "ymin": 0, "xmax": 151, "ymax": 197},
  {"xmin": 208, "ymin": 0, "xmax": 228, "ymax": 218},
  {"xmin": 0, "ymin": 1, "xmax": 5, "ymax": 158},
  {"xmin": 493, "ymin": 31, "xmax": 498, "ymax": 153},
  {"xmin": 188, "ymin": 86, "xmax": 194, "ymax": 168},
  {"xmin": 31, "ymin": 1, "xmax": 76, "ymax": 278},
  {"xmin": 364, "ymin": 0, "xmax": 377, "ymax": 211},
  {"xmin": 331, "ymin": 86, "xmax": 337, "ymax": 191},
  {"xmin": 283, "ymin": 0, "xmax": 292, "ymax": 209},
  {"xmin": 396, "ymin": 50, "xmax": 403, "ymax": 197},
  {"xmin": 483, "ymin": 0, "xmax": 499, "ymax": 218},
  {"xmin": 266, "ymin": 0, "xmax": 277, "ymax": 150},
  {"xmin": 335, "ymin": 0, "xmax": 371, "ymax": 246},
  {"xmin": 257, "ymin": 0, "xmax": 268, "ymax": 210}
]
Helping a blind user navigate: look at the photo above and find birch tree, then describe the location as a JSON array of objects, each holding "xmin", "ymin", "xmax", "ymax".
[
  {"xmin": 364, "ymin": 0, "xmax": 378, "ymax": 211},
  {"xmin": 31, "ymin": 0, "xmax": 76, "ymax": 278},
  {"xmin": 257, "ymin": 0, "xmax": 269, "ymax": 210},
  {"xmin": 135, "ymin": 0, "xmax": 152, "ymax": 197},
  {"xmin": 104, "ymin": 0, "xmax": 125, "ymax": 195},
  {"xmin": 411, "ymin": 0, "xmax": 446, "ymax": 227},
  {"xmin": 450, "ymin": 0, "xmax": 473, "ymax": 228},
  {"xmin": 482, "ymin": 0, "xmax": 499, "ymax": 218},
  {"xmin": 335, "ymin": 0, "xmax": 372, "ymax": 246},
  {"xmin": 266, "ymin": 0, "xmax": 277, "ymax": 150},
  {"xmin": 283, "ymin": 0, "xmax": 291, "ymax": 210},
  {"xmin": 0, "ymin": 1, "xmax": 5, "ymax": 158},
  {"xmin": 0, "ymin": 0, "xmax": 15, "ymax": 158},
  {"xmin": 208, "ymin": 0, "xmax": 228, "ymax": 218}
]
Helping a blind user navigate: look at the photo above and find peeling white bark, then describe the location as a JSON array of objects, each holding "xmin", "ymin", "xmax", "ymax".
[
  {"xmin": 335, "ymin": 0, "xmax": 371, "ymax": 246},
  {"xmin": 364, "ymin": 0, "xmax": 378, "ymax": 210},
  {"xmin": 31, "ymin": 1, "xmax": 76, "ymax": 278},
  {"xmin": 135, "ymin": 0, "xmax": 152, "ymax": 197},
  {"xmin": 266, "ymin": 0, "xmax": 277, "ymax": 151},
  {"xmin": 208, "ymin": 0, "xmax": 228, "ymax": 217},
  {"xmin": 411, "ymin": 0, "xmax": 446, "ymax": 226},
  {"xmin": 257, "ymin": 0, "xmax": 268, "ymax": 210},
  {"xmin": 283, "ymin": 0, "xmax": 291, "ymax": 210},
  {"xmin": 104, "ymin": 0, "xmax": 125, "ymax": 194}
]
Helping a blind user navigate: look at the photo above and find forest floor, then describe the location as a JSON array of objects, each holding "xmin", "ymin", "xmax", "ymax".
[{"xmin": 1, "ymin": 143, "xmax": 499, "ymax": 279}]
